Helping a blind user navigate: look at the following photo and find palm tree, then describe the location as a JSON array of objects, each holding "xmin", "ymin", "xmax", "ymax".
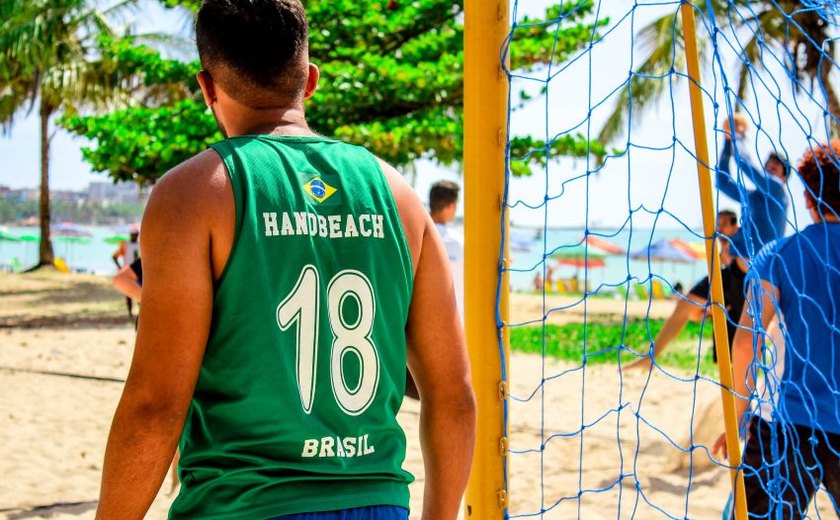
[
  {"xmin": 0, "ymin": 0, "xmax": 139, "ymax": 268},
  {"xmin": 598, "ymin": 1, "xmax": 839, "ymax": 144}
]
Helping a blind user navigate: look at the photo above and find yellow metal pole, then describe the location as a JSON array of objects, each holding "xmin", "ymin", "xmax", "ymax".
[
  {"xmin": 679, "ymin": 4, "xmax": 748, "ymax": 519},
  {"xmin": 464, "ymin": 0, "xmax": 510, "ymax": 518}
]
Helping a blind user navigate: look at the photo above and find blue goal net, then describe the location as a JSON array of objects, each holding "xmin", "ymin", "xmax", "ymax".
[{"xmin": 500, "ymin": 1, "xmax": 840, "ymax": 518}]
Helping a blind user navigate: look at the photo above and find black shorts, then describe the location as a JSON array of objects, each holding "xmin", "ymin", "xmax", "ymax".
[
  {"xmin": 688, "ymin": 262, "xmax": 746, "ymax": 361},
  {"xmin": 738, "ymin": 417, "xmax": 840, "ymax": 519},
  {"xmin": 129, "ymin": 258, "xmax": 143, "ymax": 286}
]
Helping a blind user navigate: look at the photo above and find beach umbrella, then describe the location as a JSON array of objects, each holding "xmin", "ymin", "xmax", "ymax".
[
  {"xmin": 0, "ymin": 229, "xmax": 20, "ymax": 269},
  {"xmin": 631, "ymin": 239, "xmax": 704, "ymax": 284},
  {"xmin": 15, "ymin": 234, "xmax": 39, "ymax": 266},
  {"xmin": 550, "ymin": 244, "xmax": 608, "ymax": 279},
  {"xmin": 52, "ymin": 223, "xmax": 92, "ymax": 237},
  {"xmin": 104, "ymin": 233, "xmax": 131, "ymax": 245},
  {"xmin": 630, "ymin": 239, "xmax": 699, "ymax": 264},
  {"xmin": 112, "ymin": 222, "xmax": 141, "ymax": 234},
  {"xmin": 555, "ymin": 256, "xmax": 607, "ymax": 269},
  {"xmin": 583, "ymin": 235, "xmax": 625, "ymax": 255},
  {"xmin": 55, "ymin": 235, "xmax": 92, "ymax": 244},
  {"xmin": 0, "ymin": 229, "xmax": 20, "ymax": 242},
  {"xmin": 670, "ymin": 238, "xmax": 706, "ymax": 260},
  {"xmin": 550, "ymin": 243, "xmax": 608, "ymax": 262},
  {"xmin": 55, "ymin": 235, "xmax": 92, "ymax": 269},
  {"xmin": 509, "ymin": 232, "xmax": 534, "ymax": 252}
]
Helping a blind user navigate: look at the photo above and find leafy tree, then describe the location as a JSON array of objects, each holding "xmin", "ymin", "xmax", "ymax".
[
  {"xmin": 0, "ymin": 0, "xmax": 170, "ymax": 268},
  {"xmin": 598, "ymin": 1, "xmax": 839, "ymax": 144},
  {"xmin": 64, "ymin": 0, "xmax": 611, "ymax": 184}
]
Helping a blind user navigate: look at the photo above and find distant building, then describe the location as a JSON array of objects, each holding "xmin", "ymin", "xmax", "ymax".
[
  {"xmin": 6, "ymin": 188, "xmax": 39, "ymax": 202},
  {"xmin": 52, "ymin": 190, "xmax": 87, "ymax": 204},
  {"xmin": 87, "ymin": 181, "xmax": 141, "ymax": 205}
]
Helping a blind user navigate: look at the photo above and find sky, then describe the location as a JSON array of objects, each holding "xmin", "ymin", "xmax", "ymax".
[
  {"xmin": 0, "ymin": 0, "xmax": 189, "ymax": 191},
  {"xmin": 0, "ymin": 0, "xmax": 833, "ymax": 232}
]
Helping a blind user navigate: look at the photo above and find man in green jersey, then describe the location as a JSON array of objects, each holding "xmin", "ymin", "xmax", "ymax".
[{"xmin": 95, "ymin": 1, "xmax": 476, "ymax": 519}]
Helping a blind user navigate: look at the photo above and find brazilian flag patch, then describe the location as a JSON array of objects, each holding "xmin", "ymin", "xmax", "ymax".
[{"xmin": 303, "ymin": 176, "xmax": 338, "ymax": 204}]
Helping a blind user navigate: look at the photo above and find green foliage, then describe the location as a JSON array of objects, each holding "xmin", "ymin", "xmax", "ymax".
[
  {"xmin": 599, "ymin": 1, "xmax": 839, "ymax": 144},
  {"xmin": 511, "ymin": 319, "xmax": 717, "ymax": 375},
  {"xmin": 0, "ymin": 0, "xmax": 169, "ymax": 124},
  {"xmin": 64, "ymin": 99, "xmax": 222, "ymax": 184},
  {"xmin": 63, "ymin": 0, "xmax": 612, "ymax": 183}
]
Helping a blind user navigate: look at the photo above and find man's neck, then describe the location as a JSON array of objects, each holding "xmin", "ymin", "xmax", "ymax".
[
  {"xmin": 227, "ymin": 107, "xmax": 314, "ymax": 138},
  {"xmin": 430, "ymin": 212, "xmax": 447, "ymax": 225},
  {"xmin": 810, "ymin": 207, "xmax": 840, "ymax": 224}
]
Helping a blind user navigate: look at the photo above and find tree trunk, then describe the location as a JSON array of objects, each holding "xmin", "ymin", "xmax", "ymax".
[
  {"xmin": 820, "ymin": 58, "xmax": 840, "ymax": 138},
  {"xmin": 38, "ymin": 100, "xmax": 54, "ymax": 267}
]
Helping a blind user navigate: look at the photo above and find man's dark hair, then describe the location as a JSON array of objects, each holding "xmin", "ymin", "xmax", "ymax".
[
  {"xmin": 717, "ymin": 209, "xmax": 738, "ymax": 226},
  {"xmin": 196, "ymin": 0, "xmax": 309, "ymax": 108},
  {"xmin": 429, "ymin": 180, "xmax": 460, "ymax": 213},
  {"xmin": 767, "ymin": 152, "xmax": 789, "ymax": 180},
  {"xmin": 798, "ymin": 140, "xmax": 840, "ymax": 216}
]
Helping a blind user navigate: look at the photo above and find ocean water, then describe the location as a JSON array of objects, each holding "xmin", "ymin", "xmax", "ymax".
[
  {"xmin": 0, "ymin": 226, "xmax": 127, "ymax": 275},
  {"xmin": 508, "ymin": 227, "xmax": 707, "ymax": 292},
  {"xmin": 0, "ymin": 225, "xmax": 709, "ymax": 292}
]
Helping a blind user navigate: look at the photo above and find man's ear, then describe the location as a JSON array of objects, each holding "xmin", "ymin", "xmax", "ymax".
[
  {"xmin": 303, "ymin": 63, "xmax": 320, "ymax": 100},
  {"xmin": 805, "ymin": 190, "xmax": 815, "ymax": 210},
  {"xmin": 197, "ymin": 70, "xmax": 217, "ymax": 107}
]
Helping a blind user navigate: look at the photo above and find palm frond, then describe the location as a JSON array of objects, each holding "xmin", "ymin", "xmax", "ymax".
[{"xmin": 598, "ymin": 11, "xmax": 685, "ymax": 144}]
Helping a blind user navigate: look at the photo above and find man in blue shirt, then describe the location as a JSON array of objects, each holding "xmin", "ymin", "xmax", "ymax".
[
  {"xmin": 714, "ymin": 139, "xmax": 840, "ymax": 518},
  {"xmin": 625, "ymin": 116, "xmax": 791, "ymax": 371},
  {"xmin": 717, "ymin": 113, "xmax": 790, "ymax": 259}
]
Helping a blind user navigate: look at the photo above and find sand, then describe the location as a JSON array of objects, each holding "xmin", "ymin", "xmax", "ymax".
[{"xmin": 0, "ymin": 272, "xmax": 835, "ymax": 519}]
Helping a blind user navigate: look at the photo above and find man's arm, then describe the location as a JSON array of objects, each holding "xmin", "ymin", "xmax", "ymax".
[
  {"xmin": 96, "ymin": 153, "xmax": 228, "ymax": 519},
  {"xmin": 716, "ymin": 138, "xmax": 745, "ymax": 202},
  {"xmin": 113, "ymin": 264, "xmax": 142, "ymax": 302},
  {"xmin": 406, "ymin": 220, "xmax": 476, "ymax": 520},
  {"xmin": 112, "ymin": 245, "xmax": 124, "ymax": 268},
  {"xmin": 377, "ymin": 158, "xmax": 474, "ymax": 519},
  {"xmin": 719, "ymin": 135, "xmax": 777, "ymax": 196},
  {"xmin": 713, "ymin": 280, "xmax": 778, "ymax": 458}
]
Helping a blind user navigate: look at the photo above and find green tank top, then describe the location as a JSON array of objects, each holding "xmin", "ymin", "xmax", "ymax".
[{"xmin": 169, "ymin": 135, "xmax": 414, "ymax": 520}]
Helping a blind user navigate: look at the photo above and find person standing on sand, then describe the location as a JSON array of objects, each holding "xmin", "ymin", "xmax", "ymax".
[
  {"xmin": 623, "ymin": 210, "xmax": 742, "ymax": 369},
  {"xmin": 96, "ymin": 1, "xmax": 475, "ymax": 519},
  {"xmin": 714, "ymin": 140, "xmax": 840, "ymax": 519},
  {"xmin": 111, "ymin": 226, "xmax": 140, "ymax": 317},
  {"xmin": 428, "ymin": 180, "xmax": 464, "ymax": 319}
]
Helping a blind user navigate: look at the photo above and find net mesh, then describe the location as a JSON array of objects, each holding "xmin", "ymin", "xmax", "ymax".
[{"xmin": 500, "ymin": 1, "xmax": 840, "ymax": 518}]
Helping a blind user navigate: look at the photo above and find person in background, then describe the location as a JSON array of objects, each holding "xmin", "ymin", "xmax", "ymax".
[
  {"xmin": 111, "ymin": 226, "xmax": 140, "ymax": 317},
  {"xmin": 429, "ymin": 180, "xmax": 463, "ymax": 318},
  {"xmin": 714, "ymin": 140, "xmax": 840, "ymax": 518},
  {"xmin": 624, "ymin": 210, "xmax": 742, "ymax": 369},
  {"xmin": 717, "ymin": 113, "xmax": 789, "ymax": 257}
]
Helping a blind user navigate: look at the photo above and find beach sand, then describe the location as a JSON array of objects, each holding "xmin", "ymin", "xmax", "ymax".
[{"xmin": 1, "ymin": 272, "xmax": 835, "ymax": 519}]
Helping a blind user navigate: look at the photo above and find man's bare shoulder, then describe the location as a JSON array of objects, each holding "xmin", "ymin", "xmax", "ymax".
[
  {"xmin": 152, "ymin": 149, "xmax": 229, "ymax": 205},
  {"xmin": 143, "ymin": 148, "xmax": 234, "ymax": 281},
  {"xmin": 375, "ymin": 158, "xmax": 433, "ymax": 268},
  {"xmin": 375, "ymin": 158, "xmax": 427, "ymax": 223}
]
